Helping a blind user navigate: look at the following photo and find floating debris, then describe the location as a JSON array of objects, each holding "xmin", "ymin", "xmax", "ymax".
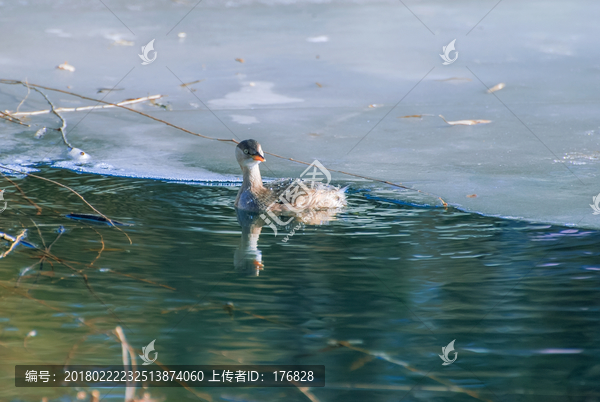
[
  {"xmin": 179, "ymin": 79, "xmax": 204, "ymax": 87},
  {"xmin": 112, "ymin": 39, "xmax": 134, "ymax": 46},
  {"xmin": 235, "ymin": 58, "xmax": 245, "ymax": 63},
  {"xmin": 34, "ymin": 127, "xmax": 46, "ymax": 139},
  {"xmin": 466, "ymin": 194, "xmax": 477, "ymax": 198},
  {"xmin": 97, "ymin": 88, "xmax": 124, "ymax": 93},
  {"xmin": 487, "ymin": 83, "xmax": 506, "ymax": 93},
  {"xmin": 65, "ymin": 213, "xmax": 131, "ymax": 226},
  {"xmin": 398, "ymin": 114, "xmax": 433, "ymax": 119},
  {"xmin": 368, "ymin": 104, "xmax": 383, "ymax": 108},
  {"xmin": 150, "ymin": 98, "xmax": 172, "ymax": 110},
  {"xmin": 315, "ymin": 82, "xmax": 323, "ymax": 88},
  {"xmin": 178, "ymin": 32, "xmax": 187, "ymax": 38},
  {"xmin": 439, "ymin": 115, "xmax": 491, "ymax": 126},
  {"xmin": 57, "ymin": 61, "xmax": 75, "ymax": 72}
]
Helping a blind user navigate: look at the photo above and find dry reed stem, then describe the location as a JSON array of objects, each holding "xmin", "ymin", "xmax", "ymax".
[
  {"xmin": 0, "ymin": 229, "xmax": 27, "ymax": 258},
  {"xmin": 9, "ymin": 95, "xmax": 163, "ymax": 117},
  {"xmin": 115, "ymin": 326, "xmax": 137, "ymax": 402},
  {"xmin": 0, "ymin": 231, "xmax": 19, "ymax": 243}
]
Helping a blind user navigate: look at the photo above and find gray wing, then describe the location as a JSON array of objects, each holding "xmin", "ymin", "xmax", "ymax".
[
  {"xmin": 265, "ymin": 178, "xmax": 296, "ymax": 193},
  {"xmin": 264, "ymin": 178, "xmax": 296, "ymax": 205}
]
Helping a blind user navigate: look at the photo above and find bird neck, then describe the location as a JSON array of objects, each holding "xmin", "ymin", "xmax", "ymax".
[{"xmin": 241, "ymin": 163, "xmax": 264, "ymax": 192}]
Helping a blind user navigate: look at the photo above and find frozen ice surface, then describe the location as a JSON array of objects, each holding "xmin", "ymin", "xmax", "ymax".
[{"xmin": 1, "ymin": 0, "xmax": 599, "ymax": 227}]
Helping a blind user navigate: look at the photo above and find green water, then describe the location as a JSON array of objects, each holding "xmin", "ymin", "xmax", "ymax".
[{"xmin": 1, "ymin": 168, "xmax": 599, "ymax": 402}]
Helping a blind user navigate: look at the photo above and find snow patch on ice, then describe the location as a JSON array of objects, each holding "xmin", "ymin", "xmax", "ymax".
[{"xmin": 208, "ymin": 81, "xmax": 303, "ymax": 109}]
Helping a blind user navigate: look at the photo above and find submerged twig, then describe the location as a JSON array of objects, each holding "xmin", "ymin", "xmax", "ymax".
[
  {"xmin": 63, "ymin": 332, "xmax": 95, "ymax": 366},
  {"xmin": 335, "ymin": 341, "xmax": 493, "ymax": 402},
  {"xmin": 0, "ymin": 165, "xmax": 132, "ymax": 244},
  {"xmin": 108, "ymin": 270, "xmax": 176, "ymax": 290},
  {"xmin": 0, "ymin": 172, "xmax": 43, "ymax": 215},
  {"xmin": 293, "ymin": 385, "xmax": 321, "ymax": 402},
  {"xmin": 4, "ymin": 225, "xmax": 130, "ymax": 328},
  {"xmin": 88, "ymin": 227, "xmax": 105, "ymax": 266}
]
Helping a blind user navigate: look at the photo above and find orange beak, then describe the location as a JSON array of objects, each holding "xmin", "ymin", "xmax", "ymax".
[{"xmin": 252, "ymin": 154, "xmax": 265, "ymax": 162}]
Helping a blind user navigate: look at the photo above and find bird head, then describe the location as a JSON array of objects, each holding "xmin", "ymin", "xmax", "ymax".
[{"xmin": 236, "ymin": 139, "xmax": 266, "ymax": 168}]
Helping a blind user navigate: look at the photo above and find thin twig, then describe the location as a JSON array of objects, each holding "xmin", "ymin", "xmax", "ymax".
[
  {"xmin": 30, "ymin": 219, "xmax": 46, "ymax": 249},
  {"xmin": 0, "ymin": 172, "xmax": 43, "ymax": 215},
  {"xmin": 0, "ymin": 111, "xmax": 30, "ymax": 126},
  {"xmin": 0, "ymin": 110, "xmax": 22, "ymax": 122},
  {"xmin": 27, "ymin": 86, "xmax": 71, "ymax": 148},
  {"xmin": 336, "ymin": 341, "xmax": 493, "ymax": 402},
  {"xmin": 0, "ymin": 165, "xmax": 132, "ymax": 244},
  {"xmin": 0, "ymin": 80, "xmax": 234, "ymax": 142},
  {"xmin": 88, "ymin": 227, "xmax": 105, "ymax": 266},
  {"xmin": 9, "ymin": 95, "xmax": 164, "ymax": 117},
  {"xmin": 3, "ymin": 226, "xmax": 131, "ymax": 328},
  {"xmin": 16, "ymin": 78, "xmax": 30, "ymax": 113},
  {"xmin": 107, "ymin": 270, "xmax": 176, "ymax": 290},
  {"xmin": 63, "ymin": 332, "xmax": 95, "ymax": 366}
]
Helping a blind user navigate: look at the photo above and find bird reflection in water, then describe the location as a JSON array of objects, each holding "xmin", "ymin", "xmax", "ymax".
[{"xmin": 234, "ymin": 208, "xmax": 343, "ymax": 276}]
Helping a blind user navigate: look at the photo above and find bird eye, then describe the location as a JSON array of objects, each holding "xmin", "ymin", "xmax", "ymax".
[{"xmin": 243, "ymin": 149, "xmax": 249, "ymax": 154}]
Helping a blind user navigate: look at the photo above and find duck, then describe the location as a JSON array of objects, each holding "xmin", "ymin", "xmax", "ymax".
[{"xmin": 234, "ymin": 139, "xmax": 347, "ymax": 213}]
